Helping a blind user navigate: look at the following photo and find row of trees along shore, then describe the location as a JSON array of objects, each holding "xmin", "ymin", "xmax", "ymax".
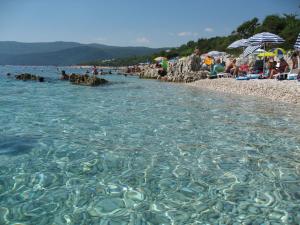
[{"xmin": 82, "ymin": 14, "xmax": 300, "ymax": 67}]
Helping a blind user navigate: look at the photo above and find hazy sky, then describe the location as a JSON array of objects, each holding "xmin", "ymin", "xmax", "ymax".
[{"xmin": 0, "ymin": 0, "xmax": 299, "ymax": 47}]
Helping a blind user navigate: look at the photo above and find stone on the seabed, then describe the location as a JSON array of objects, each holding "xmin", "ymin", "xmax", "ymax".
[
  {"xmin": 88, "ymin": 198, "xmax": 126, "ymax": 217},
  {"xmin": 15, "ymin": 73, "xmax": 44, "ymax": 82},
  {"xmin": 124, "ymin": 189, "xmax": 144, "ymax": 201}
]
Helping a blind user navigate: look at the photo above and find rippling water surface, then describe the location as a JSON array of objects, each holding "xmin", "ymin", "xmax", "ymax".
[{"xmin": 0, "ymin": 66, "xmax": 300, "ymax": 225}]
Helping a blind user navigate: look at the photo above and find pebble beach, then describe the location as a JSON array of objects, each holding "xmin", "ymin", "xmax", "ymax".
[{"xmin": 187, "ymin": 79, "xmax": 300, "ymax": 105}]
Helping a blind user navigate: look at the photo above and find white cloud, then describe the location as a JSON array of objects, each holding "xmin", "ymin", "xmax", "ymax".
[
  {"xmin": 204, "ymin": 27, "xmax": 213, "ymax": 32},
  {"xmin": 177, "ymin": 32, "xmax": 192, "ymax": 37},
  {"xmin": 136, "ymin": 37, "xmax": 150, "ymax": 44}
]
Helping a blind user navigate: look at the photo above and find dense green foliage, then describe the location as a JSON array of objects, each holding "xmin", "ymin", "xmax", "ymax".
[{"xmin": 93, "ymin": 14, "xmax": 300, "ymax": 66}]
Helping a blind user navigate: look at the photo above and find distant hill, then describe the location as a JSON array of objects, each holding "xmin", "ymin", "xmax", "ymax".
[{"xmin": 0, "ymin": 41, "xmax": 163, "ymax": 65}]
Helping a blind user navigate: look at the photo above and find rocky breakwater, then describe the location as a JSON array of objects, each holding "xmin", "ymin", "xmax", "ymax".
[
  {"xmin": 15, "ymin": 73, "xmax": 45, "ymax": 82},
  {"xmin": 139, "ymin": 54, "xmax": 209, "ymax": 83}
]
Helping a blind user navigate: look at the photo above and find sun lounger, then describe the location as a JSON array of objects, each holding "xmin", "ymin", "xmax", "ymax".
[
  {"xmin": 274, "ymin": 68, "xmax": 300, "ymax": 81},
  {"xmin": 287, "ymin": 68, "xmax": 300, "ymax": 80}
]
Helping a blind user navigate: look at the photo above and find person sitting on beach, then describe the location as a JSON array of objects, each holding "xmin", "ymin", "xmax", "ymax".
[
  {"xmin": 277, "ymin": 57, "xmax": 289, "ymax": 73},
  {"xmin": 267, "ymin": 57, "xmax": 277, "ymax": 78},
  {"xmin": 225, "ymin": 58, "xmax": 235, "ymax": 74},
  {"xmin": 268, "ymin": 56, "xmax": 289, "ymax": 79},
  {"xmin": 210, "ymin": 59, "xmax": 224, "ymax": 75}
]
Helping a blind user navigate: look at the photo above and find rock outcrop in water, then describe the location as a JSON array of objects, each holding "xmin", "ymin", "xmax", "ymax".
[
  {"xmin": 15, "ymin": 73, "xmax": 44, "ymax": 82},
  {"xmin": 139, "ymin": 54, "xmax": 209, "ymax": 83},
  {"xmin": 71, "ymin": 75, "xmax": 108, "ymax": 86},
  {"xmin": 60, "ymin": 71, "xmax": 108, "ymax": 86}
]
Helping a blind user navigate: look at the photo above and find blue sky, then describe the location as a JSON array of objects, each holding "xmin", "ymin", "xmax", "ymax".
[{"xmin": 0, "ymin": 0, "xmax": 299, "ymax": 47}]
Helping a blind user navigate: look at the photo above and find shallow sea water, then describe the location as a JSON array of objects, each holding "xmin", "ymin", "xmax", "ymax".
[{"xmin": 0, "ymin": 66, "xmax": 300, "ymax": 225}]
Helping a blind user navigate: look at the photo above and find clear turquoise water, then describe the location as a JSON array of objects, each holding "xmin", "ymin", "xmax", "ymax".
[{"xmin": 0, "ymin": 66, "xmax": 300, "ymax": 225}]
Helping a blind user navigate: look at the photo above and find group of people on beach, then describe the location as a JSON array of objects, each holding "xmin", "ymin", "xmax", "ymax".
[{"xmin": 195, "ymin": 48, "xmax": 300, "ymax": 80}]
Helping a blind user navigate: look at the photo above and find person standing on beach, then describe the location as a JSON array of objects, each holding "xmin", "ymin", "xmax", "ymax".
[{"xmin": 291, "ymin": 52, "xmax": 299, "ymax": 69}]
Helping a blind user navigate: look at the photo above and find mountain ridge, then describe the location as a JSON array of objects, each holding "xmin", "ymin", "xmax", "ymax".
[{"xmin": 0, "ymin": 41, "xmax": 163, "ymax": 65}]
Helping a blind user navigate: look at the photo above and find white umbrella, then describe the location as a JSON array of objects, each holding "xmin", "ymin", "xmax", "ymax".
[
  {"xmin": 207, "ymin": 51, "xmax": 226, "ymax": 57},
  {"xmin": 228, "ymin": 39, "xmax": 249, "ymax": 49}
]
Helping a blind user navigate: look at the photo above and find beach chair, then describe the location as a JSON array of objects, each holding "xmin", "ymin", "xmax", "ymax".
[
  {"xmin": 274, "ymin": 68, "xmax": 300, "ymax": 81},
  {"xmin": 287, "ymin": 68, "xmax": 300, "ymax": 80}
]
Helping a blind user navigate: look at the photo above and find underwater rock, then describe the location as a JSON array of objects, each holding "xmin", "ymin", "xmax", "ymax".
[
  {"xmin": 88, "ymin": 198, "xmax": 126, "ymax": 217},
  {"xmin": 0, "ymin": 135, "xmax": 38, "ymax": 155}
]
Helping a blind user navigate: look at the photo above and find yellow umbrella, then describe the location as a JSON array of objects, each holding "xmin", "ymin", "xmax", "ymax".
[
  {"xmin": 154, "ymin": 57, "xmax": 167, "ymax": 61},
  {"xmin": 257, "ymin": 52, "xmax": 275, "ymax": 57}
]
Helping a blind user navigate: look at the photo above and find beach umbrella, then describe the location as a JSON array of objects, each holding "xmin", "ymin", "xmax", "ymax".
[
  {"xmin": 257, "ymin": 52, "xmax": 276, "ymax": 57},
  {"xmin": 271, "ymin": 48, "xmax": 286, "ymax": 56},
  {"xmin": 248, "ymin": 32, "xmax": 285, "ymax": 45},
  {"xmin": 295, "ymin": 33, "xmax": 300, "ymax": 50},
  {"xmin": 254, "ymin": 48, "xmax": 266, "ymax": 54},
  {"xmin": 248, "ymin": 32, "xmax": 284, "ymax": 74},
  {"xmin": 154, "ymin": 57, "xmax": 167, "ymax": 62},
  {"xmin": 228, "ymin": 39, "xmax": 250, "ymax": 49},
  {"xmin": 243, "ymin": 44, "xmax": 262, "ymax": 58},
  {"xmin": 207, "ymin": 51, "xmax": 226, "ymax": 57},
  {"xmin": 179, "ymin": 57, "xmax": 187, "ymax": 61}
]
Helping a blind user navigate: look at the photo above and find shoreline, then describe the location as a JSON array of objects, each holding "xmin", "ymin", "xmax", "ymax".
[{"xmin": 186, "ymin": 78, "xmax": 300, "ymax": 105}]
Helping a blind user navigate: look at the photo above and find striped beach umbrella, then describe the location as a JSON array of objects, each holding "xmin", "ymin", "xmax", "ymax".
[
  {"xmin": 248, "ymin": 32, "xmax": 284, "ymax": 44},
  {"xmin": 248, "ymin": 32, "xmax": 284, "ymax": 75},
  {"xmin": 228, "ymin": 39, "xmax": 249, "ymax": 49},
  {"xmin": 243, "ymin": 44, "xmax": 262, "ymax": 58},
  {"xmin": 295, "ymin": 33, "xmax": 300, "ymax": 50}
]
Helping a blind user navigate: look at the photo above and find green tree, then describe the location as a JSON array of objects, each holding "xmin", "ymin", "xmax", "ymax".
[{"xmin": 236, "ymin": 18, "xmax": 259, "ymax": 38}]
